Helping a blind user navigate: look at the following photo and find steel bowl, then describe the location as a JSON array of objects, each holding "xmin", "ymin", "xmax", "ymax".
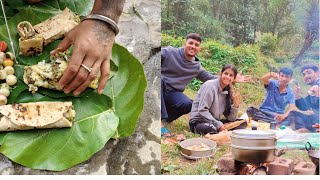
[{"xmin": 179, "ymin": 138, "xmax": 216, "ymax": 160}]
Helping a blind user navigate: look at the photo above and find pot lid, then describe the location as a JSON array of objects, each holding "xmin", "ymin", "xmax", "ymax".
[{"xmin": 232, "ymin": 129, "xmax": 276, "ymax": 138}]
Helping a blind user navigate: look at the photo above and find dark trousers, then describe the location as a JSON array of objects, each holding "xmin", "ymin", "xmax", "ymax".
[
  {"xmin": 293, "ymin": 111, "xmax": 319, "ymax": 132},
  {"xmin": 246, "ymin": 107, "xmax": 317, "ymax": 131},
  {"xmin": 161, "ymin": 79, "xmax": 192, "ymax": 122},
  {"xmin": 189, "ymin": 120, "xmax": 218, "ymax": 135},
  {"xmin": 189, "ymin": 119, "xmax": 247, "ymax": 135}
]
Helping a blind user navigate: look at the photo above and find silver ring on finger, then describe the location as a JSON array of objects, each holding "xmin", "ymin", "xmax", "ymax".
[{"xmin": 81, "ymin": 64, "xmax": 92, "ymax": 73}]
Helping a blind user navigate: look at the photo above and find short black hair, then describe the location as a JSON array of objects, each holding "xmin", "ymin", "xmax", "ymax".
[
  {"xmin": 301, "ymin": 64, "xmax": 319, "ymax": 74},
  {"xmin": 279, "ymin": 67, "xmax": 293, "ymax": 76},
  {"xmin": 186, "ymin": 33, "xmax": 202, "ymax": 43}
]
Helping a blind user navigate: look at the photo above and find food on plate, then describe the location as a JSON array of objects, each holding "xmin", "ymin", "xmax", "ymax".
[
  {"xmin": 0, "ymin": 95, "xmax": 7, "ymax": 105},
  {"xmin": 2, "ymin": 58, "xmax": 14, "ymax": 67},
  {"xmin": 23, "ymin": 51, "xmax": 99, "ymax": 93},
  {"xmin": 6, "ymin": 74, "xmax": 17, "ymax": 86},
  {"xmin": 0, "ymin": 101, "xmax": 75, "ymax": 131},
  {"xmin": 186, "ymin": 143, "xmax": 210, "ymax": 151},
  {"xmin": 0, "ymin": 49, "xmax": 17, "ymax": 104},
  {"xmin": 0, "ymin": 41, "xmax": 7, "ymax": 52},
  {"xmin": 0, "ymin": 52, "xmax": 6, "ymax": 62},
  {"xmin": 17, "ymin": 8, "xmax": 80, "ymax": 56}
]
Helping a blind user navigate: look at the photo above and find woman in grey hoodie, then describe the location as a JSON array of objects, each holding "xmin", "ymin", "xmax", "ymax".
[{"xmin": 189, "ymin": 64, "xmax": 241, "ymax": 134}]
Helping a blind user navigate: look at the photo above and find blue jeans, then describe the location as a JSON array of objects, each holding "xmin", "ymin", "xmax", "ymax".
[{"xmin": 161, "ymin": 79, "xmax": 192, "ymax": 122}]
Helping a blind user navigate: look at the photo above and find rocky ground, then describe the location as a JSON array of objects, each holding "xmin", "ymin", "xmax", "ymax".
[{"xmin": 0, "ymin": 0, "xmax": 161, "ymax": 175}]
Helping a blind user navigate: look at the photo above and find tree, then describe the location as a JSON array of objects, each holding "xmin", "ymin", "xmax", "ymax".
[{"xmin": 292, "ymin": 0, "xmax": 319, "ymax": 67}]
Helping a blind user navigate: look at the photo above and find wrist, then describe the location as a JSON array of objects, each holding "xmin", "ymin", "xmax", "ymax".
[
  {"xmin": 269, "ymin": 72, "xmax": 274, "ymax": 78},
  {"xmin": 91, "ymin": 0, "xmax": 125, "ymax": 23},
  {"xmin": 81, "ymin": 14, "xmax": 119, "ymax": 35}
]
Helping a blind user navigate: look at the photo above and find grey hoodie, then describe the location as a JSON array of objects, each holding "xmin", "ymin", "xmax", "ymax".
[
  {"xmin": 190, "ymin": 78, "xmax": 239, "ymax": 129},
  {"xmin": 161, "ymin": 46, "xmax": 218, "ymax": 92}
]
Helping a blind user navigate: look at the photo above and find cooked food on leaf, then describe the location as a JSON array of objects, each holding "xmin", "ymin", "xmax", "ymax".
[
  {"xmin": 23, "ymin": 51, "xmax": 99, "ymax": 93},
  {"xmin": 17, "ymin": 8, "xmax": 80, "ymax": 56},
  {"xmin": 0, "ymin": 101, "xmax": 75, "ymax": 131},
  {"xmin": 186, "ymin": 143, "xmax": 210, "ymax": 151}
]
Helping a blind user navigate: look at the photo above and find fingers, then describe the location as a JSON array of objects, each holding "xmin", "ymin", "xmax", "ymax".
[
  {"xmin": 73, "ymin": 59, "xmax": 102, "ymax": 96},
  {"xmin": 97, "ymin": 59, "xmax": 110, "ymax": 94},
  {"xmin": 58, "ymin": 47, "xmax": 86, "ymax": 89},
  {"xmin": 243, "ymin": 75, "xmax": 252, "ymax": 82},
  {"xmin": 62, "ymin": 55, "xmax": 97, "ymax": 94},
  {"xmin": 50, "ymin": 33, "xmax": 74, "ymax": 55}
]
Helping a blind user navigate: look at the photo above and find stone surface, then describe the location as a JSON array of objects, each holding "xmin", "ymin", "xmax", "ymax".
[
  {"xmin": 0, "ymin": 0, "xmax": 161, "ymax": 175},
  {"xmin": 268, "ymin": 157, "xmax": 294, "ymax": 175},
  {"xmin": 292, "ymin": 162, "xmax": 316, "ymax": 175}
]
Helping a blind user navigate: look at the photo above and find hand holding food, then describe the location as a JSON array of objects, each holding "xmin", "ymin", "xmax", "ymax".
[
  {"xmin": 50, "ymin": 19, "xmax": 115, "ymax": 96},
  {"xmin": 23, "ymin": 51, "xmax": 99, "ymax": 94}
]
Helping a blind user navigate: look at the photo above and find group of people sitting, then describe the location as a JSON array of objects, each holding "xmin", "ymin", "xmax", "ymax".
[{"xmin": 161, "ymin": 33, "xmax": 319, "ymax": 137}]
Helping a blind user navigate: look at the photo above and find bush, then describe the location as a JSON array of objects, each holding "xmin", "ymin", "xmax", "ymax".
[
  {"xmin": 161, "ymin": 33, "xmax": 185, "ymax": 47},
  {"xmin": 257, "ymin": 33, "xmax": 279, "ymax": 55}
]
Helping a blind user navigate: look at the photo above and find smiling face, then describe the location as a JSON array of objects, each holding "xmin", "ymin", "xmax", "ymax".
[
  {"xmin": 183, "ymin": 38, "xmax": 201, "ymax": 60},
  {"xmin": 302, "ymin": 69, "xmax": 319, "ymax": 85},
  {"xmin": 220, "ymin": 68, "xmax": 236, "ymax": 87}
]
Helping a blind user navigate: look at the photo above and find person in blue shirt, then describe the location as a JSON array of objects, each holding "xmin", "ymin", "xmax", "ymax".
[
  {"xmin": 247, "ymin": 67, "xmax": 296, "ymax": 127},
  {"xmin": 292, "ymin": 64, "xmax": 319, "ymax": 132}
]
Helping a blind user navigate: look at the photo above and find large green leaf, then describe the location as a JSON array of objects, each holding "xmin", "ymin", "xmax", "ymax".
[
  {"xmin": 0, "ymin": 92, "xmax": 119, "ymax": 171},
  {"xmin": 0, "ymin": 0, "xmax": 146, "ymax": 171},
  {"xmin": 105, "ymin": 44, "xmax": 147, "ymax": 137}
]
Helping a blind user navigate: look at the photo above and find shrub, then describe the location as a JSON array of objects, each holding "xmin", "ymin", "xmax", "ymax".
[
  {"xmin": 161, "ymin": 33, "xmax": 185, "ymax": 47},
  {"xmin": 257, "ymin": 33, "xmax": 279, "ymax": 55}
]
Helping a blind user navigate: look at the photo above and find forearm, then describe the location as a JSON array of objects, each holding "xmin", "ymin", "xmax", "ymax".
[
  {"xmin": 91, "ymin": 0, "xmax": 125, "ymax": 23},
  {"xmin": 261, "ymin": 72, "xmax": 276, "ymax": 85},
  {"xmin": 225, "ymin": 105, "xmax": 239, "ymax": 121},
  {"xmin": 196, "ymin": 69, "xmax": 218, "ymax": 82},
  {"xmin": 284, "ymin": 105, "xmax": 295, "ymax": 116}
]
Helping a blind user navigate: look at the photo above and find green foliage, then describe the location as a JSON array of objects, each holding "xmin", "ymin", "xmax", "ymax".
[
  {"xmin": 161, "ymin": 33, "xmax": 185, "ymax": 47},
  {"xmin": 199, "ymin": 40, "xmax": 259, "ymax": 75},
  {"xmin": 0, "ymin": 1, "xmax": 146, "ymax": 171},
  {"xmin": 257, "ymin": 33, "xmax": 279, "ymax": 55}
]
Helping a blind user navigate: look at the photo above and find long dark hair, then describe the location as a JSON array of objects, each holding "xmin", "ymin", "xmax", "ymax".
[{"xmin": 221, "ymin": 64, "xmax": 238, "ymax": 116}]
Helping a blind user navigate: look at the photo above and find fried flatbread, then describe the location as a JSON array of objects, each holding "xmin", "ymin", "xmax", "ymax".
[{"xmin": 0, "ymin": 101, "xmax": 75, "ymax": 131}]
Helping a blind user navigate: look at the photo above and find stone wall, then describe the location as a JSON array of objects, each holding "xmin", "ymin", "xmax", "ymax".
[{"xmin": 0, "ymin": 0, "xmax": 161, "ymax": 175}]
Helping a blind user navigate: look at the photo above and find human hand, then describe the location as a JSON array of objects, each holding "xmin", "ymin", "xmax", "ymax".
[
  {"xmin": 234, "ymin": 72, "xmax": 251, "ymax": 83},
  {"xmin": 274, "ymin": 113, "xmax": 287, "ymax": 122},
  {"xmin": 304, "ymin": 109, "xmax": 315, "ymax": 115},
  {"xmin": 218, "ymin": 125, "xmax": 227, "ymax": 132},
  {"xmin": 51, "ymin": 20, "xmax": 115, "ymax": 96},
  {"xmin": 308, "ymin": 85, "xmax": 320, "ymax": 97},
  {"xmin": 312, "ymin": 123, "xmax": 320, "ymax": 132},
  {"xmin": 269, "ymin": 72, "xmax": 279, "ymax": 80},
  {"xmin": 293, "ymin": 84, "xmax": 301, "ymax": 99},
  {"xmin": 230, "ymin": 84, "xmax": 240, "ymax": 108}
]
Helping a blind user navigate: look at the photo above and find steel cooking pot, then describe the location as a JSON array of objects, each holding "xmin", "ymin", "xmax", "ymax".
[
  {"xmin": 305, "ymin": 142, "xmax": 320, "ymax": 166},
  {"xmin": 231, "ymin": 129, "xmax": 277, "ymax": 163}
]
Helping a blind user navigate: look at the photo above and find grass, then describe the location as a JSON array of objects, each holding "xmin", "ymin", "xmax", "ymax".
[{"xmin": 161, "ymin": 87, "xmax": 314, "ymax": 175}]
